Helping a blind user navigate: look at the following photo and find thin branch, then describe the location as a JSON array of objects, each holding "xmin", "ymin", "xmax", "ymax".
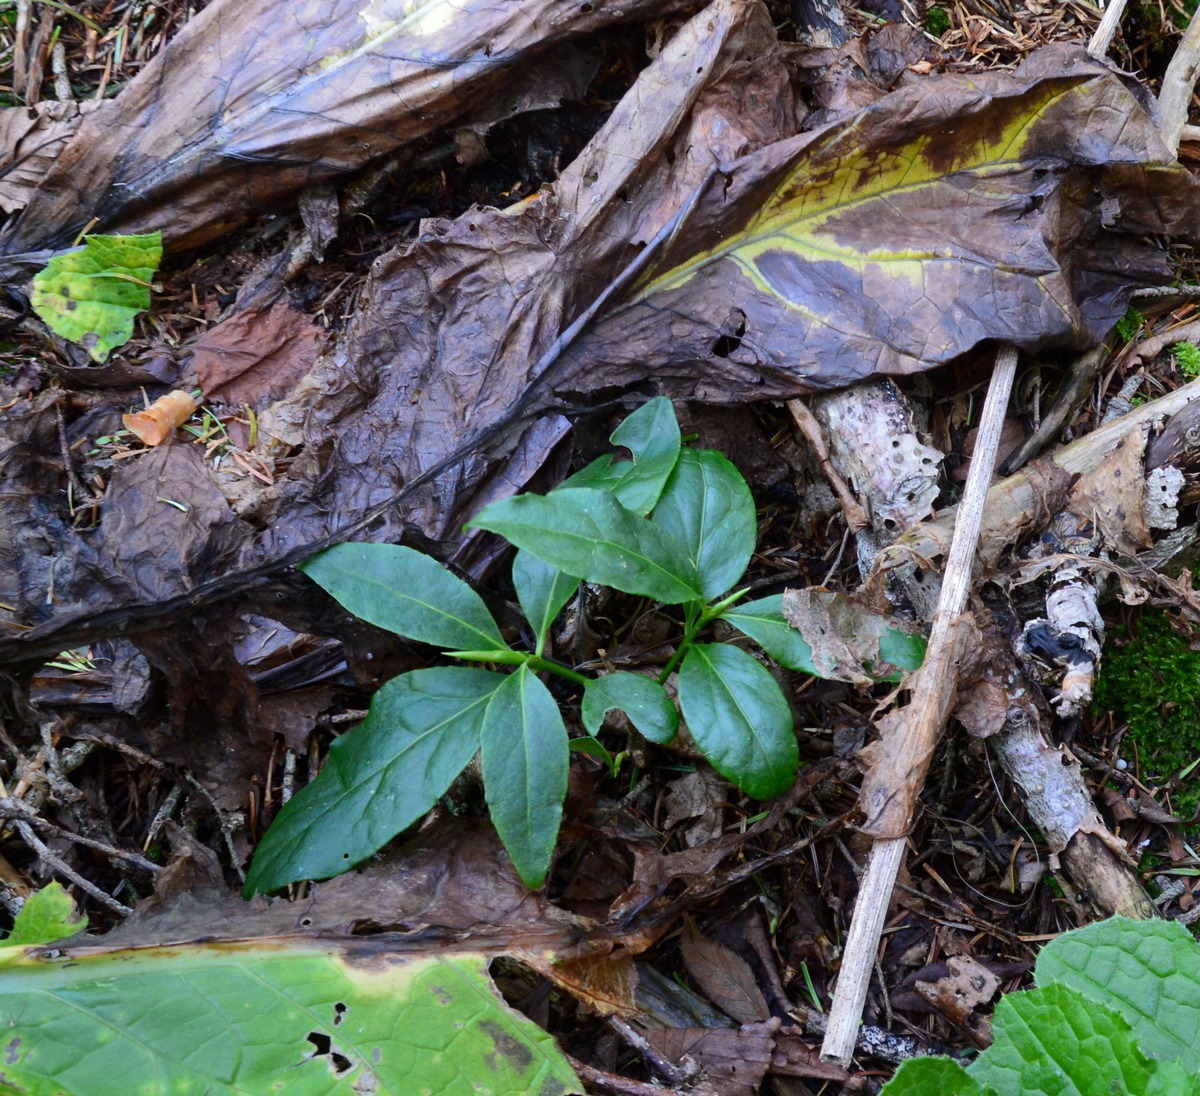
[
  {"xmin": 820, "ymin": 345, "xmax": 1020, "ymax": 1067},
  {"xmin": 1159, "ymin": 5, "xmax": 1200, "ymax": 155}
]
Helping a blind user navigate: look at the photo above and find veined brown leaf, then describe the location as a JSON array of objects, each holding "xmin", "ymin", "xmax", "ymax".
[{"xmin": 572, "ymin": 44, "xmax": 1200, "ymax": 395}]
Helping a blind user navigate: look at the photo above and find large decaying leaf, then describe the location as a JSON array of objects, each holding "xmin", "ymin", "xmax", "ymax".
[
  {"xmin": 566, "ymin": 45, "xmax": 1200, "ymax": 395},
  {"xmin": 0, "ymin": 0, "xmax": 697, "ymax": 256},
  {"xmin": 0, "ymin": 939, "xmax": 581, "ymax": 1095}
]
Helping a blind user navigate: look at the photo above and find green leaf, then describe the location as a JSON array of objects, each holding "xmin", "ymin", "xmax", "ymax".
[
  {"xmin": 299, "ymin": 542, "xmax": 507, "ymax": 652},
  {"xmin": 971, "ymin": 983, "xmax": 1196, "ymax": 1096},
  {"xmin": 569, "ymin": 735, "xmax": 621, "ymax": 779},
  {"xmin": 2, "ymin": 883, "xmax": 86, "ymax": 949},
  {"xmin": 651, "ymin": 448, "xmax": 757, "ymax": 599},
  {"xmin": 245, "ymin": 668, "xmax": 503, "ymax": 895},
  {"xmin": 883, "ymin": 1057, "xmax": 994, "ymax": 1096},
  {"xmin": 723, "ymin": 595, "xmax": 818, "ymax": 675},
  {"xmin": 582, "ymin": 673, "xmax": 678, "ymax": 744},
  {"xmin": 513, "ymin": 549, "xmax": 579, "ymax": 655},
  {"xmin": 31, "ymin": 232, "xmax": 162, "ymax": 362},
  {"xmin": 879, "ymin": 628, "xmax": 927, "ymax": 672},
  {"xmin": 0, "ymin": 941, "xmax": 581, "ymax": 1095},
  {"xmin": 560, "ymin": 396, "xmax": 682, "ymax": 514},
  {"xmin": 481, "ymin": 665, "xmax": 569, "ymax": 888},
  {"xmin": 1036, "ymin": 915, "xmax": 1200, "ymax": 1072},
  {"xmin": 677, "ymin": 643, "xmax": 798, "ymax": 799},
  {"xmin": 469, "ymin": 488, "xmax": 704, "ymax": 605}
]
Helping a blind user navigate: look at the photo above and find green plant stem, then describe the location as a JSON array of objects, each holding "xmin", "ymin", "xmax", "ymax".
[
  {"xmin": 527, "ymin": 655, "xmax": 589, "ymax": 687},
  {"xmin": 656, "ymin": 602, "xmax": 719, "ymax": 684}
]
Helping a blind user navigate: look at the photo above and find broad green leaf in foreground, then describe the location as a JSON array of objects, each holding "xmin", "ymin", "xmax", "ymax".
[
  {"xmin": 481, "ymin": 665, "xmax": 569, "ymax": 888},
  {"xmin": 470, "ymin": 488, "xmax": 704, "ymax": 604},
  {"xmin": 513, "ymin": 549, "xmax": 579, "ymax": 655},
  {"xmin": 882, "ymin": 918, "xmax": 1200, "ymax": 1096},
  {"xmin": 245, "ymin": 668, "xmax": 503, "ymax": 895},
  {"xmin": 31, "ymin": 232, "xmax": 162, "ymax": 362},
  {"xmin": 651, "ymin": 447, "xmax": 757, "ymax": 599},
  {"xmin": 2, "ymin": 882, "xmax": 86, "ymax": 949},
  {"xmin": 582, "ymin": 672, "xmax": 678, "ymax": 744},
  {"xmin": 722, "ymin": 595, "xmax": 818, "ymax": 676},
  {"xmin": 1036, "ymin": 915, "xmax": 1200, "ymax": 1072},
  {"xmin": 677, "ymin": 643, "xmax": 797, "ymax": 799},
  {"xmin": 0, "ymin": 940, "xmax": 581, "ymax": 1095},
  {"xmin": 880, "ymin": 1057, "xmax": 994, "ymax": 1096},
  {"xmin": 560, "ymin": 395, "xmax": 682, "ymax": 515},
  {"xmin": 972, "ymin": 983, "xmax": 1196, "ymax": 1096},
  {"xmin": 300, "ymin": 542, "xmax": 507, "ymax": 652}
]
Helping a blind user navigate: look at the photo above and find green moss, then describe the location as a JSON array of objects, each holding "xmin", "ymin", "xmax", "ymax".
[
  {"xmin": 924, "ymin": 5, "xmax": 950, "ymax": 36},
  {"xmin": 1175, "ymin": 340, "xmax": 1200, "ymax": 378},
  {"xmin": 1116, "ymin": 304, "xmax": 1144, "ymax": 343},
  {"xmin": 1093, "ymin": 610, "xmax": 1200, "ymax": 821}
]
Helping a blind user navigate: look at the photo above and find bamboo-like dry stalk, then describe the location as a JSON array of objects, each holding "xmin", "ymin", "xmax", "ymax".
[{"xmin": 819, "ymin": 345, "xmax": 1019, "ymax": 1067}]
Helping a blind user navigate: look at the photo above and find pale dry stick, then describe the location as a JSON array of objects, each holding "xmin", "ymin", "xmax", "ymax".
[
  {"xmin": 1086, "ymin": 0, "xmax": 1127, "ymax": 59},
  {"xmin": 786, "ymin": 398, "xmax": 869, "ymax": 532},
  {"xmin": 819, "ymin": 345, "xmax": 1019, "ymax": 1067},
  {"xmin": 1158, "ymin": 4, "xmax": 1200, "ymax": 155}
]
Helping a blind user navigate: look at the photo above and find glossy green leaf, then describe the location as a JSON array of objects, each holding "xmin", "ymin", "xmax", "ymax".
[
  {"xmin": 0, "ymin": 940, "xmax": 581, "ymax": 1095},
  {"xmin": 1036, "ymin": 915, "xmax": 1200, "ymax": 1072},
  {"xmin": 879, "ymin": 628, "xmax": 927, "ymax": 672},
  {"xmin": 512, "ymin": 549, "xmax": 579, "ymax": 655},
  {"xmin": 300, "ymin": 542, "xmax": 507, "ymax": 652},
  {"xmin": 245, "ymin": 668, "xmax": 503, "ymax": 895},
  {"xmin": 582, "ymin": 672, "xmax": 678, "ymax": 744},
  {"xmin": 30, "ymin": 233, "xmax": 162, "ymax": 362},
  {"xmin": 470, "ymin": 488, "xmax": 703, "ymax": 604},
  {"xmin": 3, "ymin": 883, "xmax": 85, "ymax": 949},
  {"xmin": 481, "ymin": 666, "xmax": 569, "ymax": 888},
  {"xmin": 677, "ymin": 643, "xmax": 797, "ymax": 799},
  {"xmin": 560, "ymin": 396, "xmax": 682, "ymax": 515},
  {"xmin": 651, "ymin": 448, "xmax": 757, "ymax": 599},
  {"xmin": 569, "ymin": 735, "xmax": 621, "ymax": 779},
  {"xmin": 970, "ymin": 983, "xmax": 1196, "ymax": 1096},
  {"xmin": 883, "ymin": 1058, "xmax": 994, "ymax": 1096},
  {"xmin": 722, "ymin": 595, "xmax": 818, "ymax": 676}
]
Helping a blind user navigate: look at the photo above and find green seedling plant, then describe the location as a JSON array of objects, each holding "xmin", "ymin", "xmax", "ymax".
[{"xmin": 245, "ymin": 399, "xmax": 917, "ymax": 894}]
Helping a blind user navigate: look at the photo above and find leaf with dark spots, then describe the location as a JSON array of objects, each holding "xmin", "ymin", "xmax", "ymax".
[{"xmin": 565, "ymin": 44, "xmax": 1200, "ymax": 396}]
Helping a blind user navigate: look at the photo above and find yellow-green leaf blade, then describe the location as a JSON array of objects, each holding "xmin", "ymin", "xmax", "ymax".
[
  {"xmin": 31, "ymin": 233, "xmax": 162, "ymax": 362},
  {"xmin": 0, "ymin": 942, "xmax": 581, "ymax": 1095}
]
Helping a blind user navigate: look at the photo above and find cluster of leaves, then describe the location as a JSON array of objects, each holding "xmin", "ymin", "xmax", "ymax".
[
  {"xmin": 1092, "ymin": 609, "xmax": 1200, "ymax": 820},
  {"xmin": 0, "ymin": 885, "xmax": 580, "ymax": 1094},
  {"xmin": 245, "ymin": 399, "xmax": 921, "ymax": 894},
  {"xmin": 883, "ymin": 916, "xmax": 1200, "ymax": 1095},
  {"xmin": 1116, "ymin": 304, "xmax": 1146, "ymax": 343},
  {"xmin": 1173, "ymin": 340, "xmax": 1200, "ymax": 378}
]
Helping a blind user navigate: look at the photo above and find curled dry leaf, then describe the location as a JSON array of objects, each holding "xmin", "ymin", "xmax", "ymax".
[
  {"xmin": 0, "ymin": 0, "xmax": 699, "ymax": 256},
  {"xmin": 566, "ymin": 44, "xmax": 1200, "ymax": 396},
  {"xmin": 122, "ymin": 390, "xmax": 199, "ymax": 446}
]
